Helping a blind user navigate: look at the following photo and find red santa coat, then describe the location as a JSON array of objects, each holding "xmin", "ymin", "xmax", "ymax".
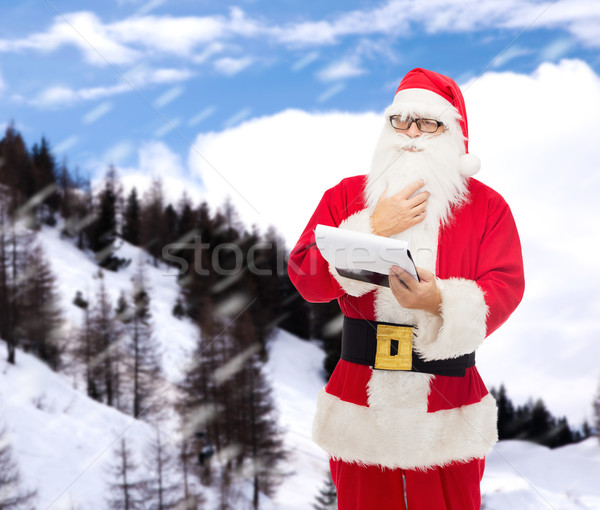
[{"xmin": 288, "ymin": 174, "xmax": 524, "ymax": 470}]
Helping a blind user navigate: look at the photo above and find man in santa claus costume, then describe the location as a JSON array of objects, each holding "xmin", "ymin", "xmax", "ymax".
[{"xmin": 288, "ymin": 68, "xmax": 525, "ymax": 509}]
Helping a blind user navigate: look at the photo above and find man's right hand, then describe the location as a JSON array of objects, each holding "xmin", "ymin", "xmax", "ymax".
[{"xmin": 370, "ymin": 180, "xmax": 429, "ymax": 237}]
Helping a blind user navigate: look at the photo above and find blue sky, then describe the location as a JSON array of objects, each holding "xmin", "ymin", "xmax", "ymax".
[{"xmin": 1, "ymin": 0, "xmax": 599, "ymax": 181}]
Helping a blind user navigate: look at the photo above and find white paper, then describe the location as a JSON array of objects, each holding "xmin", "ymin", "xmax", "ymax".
[{"xmin": 314, "ymin": 224, "xmax": 419, "ymax": 280}]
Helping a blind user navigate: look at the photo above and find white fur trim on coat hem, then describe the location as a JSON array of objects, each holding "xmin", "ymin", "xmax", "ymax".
[
  {"xmin": 414, "ymin": 277, "xmax": 488, "ymax": 361},
  {"xmin": 312, "ymin": 390, "xmax": 498, "ymax": 470}
]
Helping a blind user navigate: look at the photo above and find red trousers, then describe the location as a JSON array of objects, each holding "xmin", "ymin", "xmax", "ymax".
[{"xmin": 330, "ymin": 457, "xmax": 485, "ymax": 510}]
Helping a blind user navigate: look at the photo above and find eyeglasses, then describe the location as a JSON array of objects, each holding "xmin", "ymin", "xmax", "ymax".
[{"xmin": 389, "ymin": 116, "xmax": 444, "ymax": 133}]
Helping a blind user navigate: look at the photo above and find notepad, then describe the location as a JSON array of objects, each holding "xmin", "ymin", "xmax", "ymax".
[{"xmin": 314, "ymin": 224, "xmax": 419, "ymax": 286}]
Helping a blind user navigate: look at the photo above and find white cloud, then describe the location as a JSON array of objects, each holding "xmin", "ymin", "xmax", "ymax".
[
  {"xmin": 189, "ymin": 108, "xmax": 382, "ymax": 240},
  {"xmin": 192, "ymin": 42, "xmax": 225, "ymax": 64},
  {"xmin": 490, "ymin": 44, "xmax": 532, "ymax": 68},
  {"xmin": 138, "ymin": 140, "xmax": 186, "ymax": 177},
  {"xmin": 82, "ymin": 100, "xmax": 114, "ymax": 124},
  {"xmin": 291, "ymin": 51, "xmax": 320, "ymax": 72},
  {"xmin": 213, "ymin": 56, "xmax": 254, "ymax": 76},
  {"xmin": 187, "ymin": 106, "xmax": 217, "ymax": 127},
  {"xmin": 153, "ymin": 117, "xmax": 182, "ymax": 138},
  {"xmin": 0, "ymin": 11, "xmax": 142, "ymax": 65},
  {"xmin": 459, "ymin": 59, "xmax": 600, "ymax": 423},
  {"xmin": 316, "ymin": 58, "xmax": 366, "ymax": 81},
  {"xmin": 31, "ymin": 67, "xmax": 193, "ymax": 107},
  {"xmin": 134, "ymin": 0, "xmax": 165, "ymax": 17},
  {"xmin": 317, "ymin": 83, "xmax": 345, "ymax": 102},
  {"xmin": 53, "ymin": 135, "xmax": 79, "ymax": 154},
  {"xmin": 223, "ymin": 108, "xmax": 253, "ymax": 129},
  {"xmin": 0, "ymin": 8, "xmax": 256, "ymax": 65},
  {"xmin": 539, "ymin": 38, "xmax": 574, "ymax": 62},
  {"xmin": 187, "ymin": 60, "xmax": 600, "ymax": 423},
  {"xmin": 33, "ymin": 83, "xmax": 128, "ymax": 107},
  {"xmin": 154, "ymin": 85, "xmax": 185, "ymax": 108},
  {"xmin": 103, "ymin": 140, "xmax": 135, "ymax": 165},
  {"xmin": 2, "ymin": 1, "xmax": 600, "ymax": 69},
  {"xmin": 112, "ymin": 140, "xmax": 205, "ymax": 206},
  {"xmin": 271, "ymin": 0, "xmax": 600, "ymax": 48}
]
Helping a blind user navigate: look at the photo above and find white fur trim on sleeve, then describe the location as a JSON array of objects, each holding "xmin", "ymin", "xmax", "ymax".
[
  {"xmin": 328, "ymin": 264, "xmax": 377, "ymax": 297},
  {"xmin": 339, "ymin": 208, "xmax": 374, "ymax": 234},
  {"xmin": 329, "ymin": 209, "xmax": 378, "ymax": 297},
  {"xmin": 414, "ymin": 278, "xmax": 488, "ymax": 361}
]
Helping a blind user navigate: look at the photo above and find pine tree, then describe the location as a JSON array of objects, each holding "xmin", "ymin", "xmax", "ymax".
[
  {"xmin": 313, "ymin": 473, "xmax": 337, "ymax": 510},
  {"xmin": 547, "ymin": 416, "xmax": 574, "ymax": 448},
  {"xmin": 242, "ymin": 226, "xmax": 287, "ymax": 357},
  {"xmin": 140, "ymin": 428, "xmax": 184, "ymax": 510},
  {"xmin": 164, "ymin": 205, "xmax": 178, "ymax": 243},
  {"xmin": 0, "ymin": 124, "xmax": 33, "ymax": 218},
  {"xmin": 105, "ymin": 438, "xmax": 144, "ymax": 510},
  {"xmin": 594, "ymin": 380, "xmax": 600, "ymax": 443},
  {"xmin": 177, "ymin": 299, "xmax": 222, "ymax": 460},
  {"xmin": 119, "ymin": 261, "xmax": 163, "ymax": 419},
  {"xmin": 176, "ymin": 192, "xmax": 196, "ymax": 243},
  {"xmin": 89, "ymin": 270, "xmax": 121, "ymax": 406},
  {"xmin": 177, "ymin": 201, "xmax": 218, "ymax": 325},
  {"xmin": 0, "ymin": 422, "xmax": 37, "ymax": 510},
  {"xmin": 72, "ymin": 290, "xmax": 102, "ymax": 401},
  {"xmin": 219, "ymin": 313, "xmax": 287, "ymax": 508},
  {"xmin": 140, "ymin": 178, "xmax": 167, "ymax": 267},
  {"xmin": 178, "ymin": 439, "xmax": 206, "ymax": 509},
  {"xmin": 61, "ymin": 168, "xmax": 94, "ymax": 250},
  {"xmin": 30, "ymin": 136, "xmax": 60, "ymax": 225},
  {"xmin": 0, "ymin": 206, "xmax": 35, "ymax": 365},
  {"xmin": 528, "ymin": 398, "xmax": 554, "ymax": 443},
  {"xmin": 491, "ymin": 384, "xmax": 516, "ymax": 440},
  {"xmin": 0, "ymin": 203, "xmax": 13, "ymax": 363},
  {"xmin": 278, "ymin": 279, "xmax": 312, "ymax": 341},
  {"xmin": 56, "ymin": 160, "xmax": 75, "ymax": 224},
  {"xmin": 86, "ymin": 165, "xmax": 128, "ymax": 271},
  {"xmin": 122, "ymin": 188, "xmax": 141, "ymax": 247},
  {"xmin": 19, "ymin": 242, "xmax": 64, "ymax": 369}
]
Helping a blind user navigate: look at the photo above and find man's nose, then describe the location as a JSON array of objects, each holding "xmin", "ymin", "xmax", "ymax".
[{"xmin": 406, "ymin": 121, "xmax": 422, "ymax": 138}]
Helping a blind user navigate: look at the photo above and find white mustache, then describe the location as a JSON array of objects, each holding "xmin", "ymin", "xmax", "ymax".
[{"xmin": 392, "ymin": 134, "xmax": 439, "ymax": 152}]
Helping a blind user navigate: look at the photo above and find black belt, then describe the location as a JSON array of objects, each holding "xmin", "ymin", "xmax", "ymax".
[{"xmin": 341, "ymin": 316, "xmax": 475, "ymax": 377}]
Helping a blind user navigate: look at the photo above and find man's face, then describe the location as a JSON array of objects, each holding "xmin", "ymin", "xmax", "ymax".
[
  {"xmin": 366, "ymin": 111, "xmax": 467, "ymax": 226},
  {"xmin": 390, "ymin": 116, "xmax": 445, "ymax": 152}
]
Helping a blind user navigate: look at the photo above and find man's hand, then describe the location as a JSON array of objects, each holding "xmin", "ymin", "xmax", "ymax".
[
  {"xmin": 370, "ymin": 180, "xmax": 429, "ymax": 237},
  {"xmin": 389, "ymin": 266, "xmax": 441, "ymax": 315}
]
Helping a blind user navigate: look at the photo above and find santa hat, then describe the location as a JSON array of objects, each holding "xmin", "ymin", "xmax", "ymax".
[{"xmin": 384, "ymin": 68, "xmax": 480, "ymax": 177}]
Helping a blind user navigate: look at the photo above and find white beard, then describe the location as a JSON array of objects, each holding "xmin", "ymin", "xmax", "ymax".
[{"xmin": 365, "ymin": 122, "xmax": 469, "ymax": 229}]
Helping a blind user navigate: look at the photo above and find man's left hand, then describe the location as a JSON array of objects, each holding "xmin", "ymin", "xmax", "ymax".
[{"xmin": 389, "ymin": 266, "xmax": 442, "ymax": 315}]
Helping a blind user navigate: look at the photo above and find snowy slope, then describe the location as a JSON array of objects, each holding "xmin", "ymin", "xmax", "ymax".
[
  {"xmin": 37, "ymin": 223, "xmax": 199, "ymax": 384},
  {"xmin": 482, "ymin": 439, "xmax": 600, "ymax": 509},
  {"xmin": 2, "ymin": 321, "xmax": 600, "ymax": 509},
  {"xmin": 1, "ymin": 223, "xmax": 599, "ymax": 509},
  {"xmin": 265, "ymin": 330, "xmax": 331, "ymax": 509},
  {"xmin": 1, "ymin": 342, "xmax": 156, "ymax": 510}
]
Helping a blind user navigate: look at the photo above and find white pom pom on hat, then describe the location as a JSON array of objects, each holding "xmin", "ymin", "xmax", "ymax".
[
  {"xmin": 389, "ymin": 68, "xmax": 480, "ymax": 177},
  {"xmin": 459, "ymin": 153, "xmax": 481, "ymax": 177}
]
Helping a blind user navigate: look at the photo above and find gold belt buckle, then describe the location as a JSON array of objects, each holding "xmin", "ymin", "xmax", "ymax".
[{"xmin": 374, "ymin": 324, "xmax": 413, "ymax": 371}]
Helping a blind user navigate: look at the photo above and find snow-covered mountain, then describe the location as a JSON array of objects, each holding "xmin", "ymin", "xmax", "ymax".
[{"xmin": 1, "ymin": 223, "xmax": 600, "ymax": 509}]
